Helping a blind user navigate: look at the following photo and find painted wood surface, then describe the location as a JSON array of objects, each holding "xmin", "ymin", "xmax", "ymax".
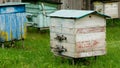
[
  {"xmin": 0, "ymin": 5, "xmax": 27, "ymax": 42},
  {"xmin": 26, "ymin": 3, "xmax": 58, "ymax": 28},
  {"xmin": 50, "ymin": 13, "xmax": 106, "ymax": 58},
  {"xmin": 94, "ymin": 2, "xmax": 120, "ymax": 18},
  {"xmin": 104, "ymin": 2, "xmax": 119, "ymax": 18},
  {"xmin": 61, "ymin": 0, "xmax": 82, "ymax": 10},
  {"xmin": 60, "ymin": 0, "xmax": 92, "ymax": 10}
]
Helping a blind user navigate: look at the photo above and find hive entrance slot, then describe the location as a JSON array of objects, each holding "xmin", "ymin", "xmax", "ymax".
[
  {"xmin": 52, "ymin": 45, "xmax": 67, "ymax": 55},
  {"xmin": 54, "ymin": 34, "xmax": 67, "ymax": 42}
]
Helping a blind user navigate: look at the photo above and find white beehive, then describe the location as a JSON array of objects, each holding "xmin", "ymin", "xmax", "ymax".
[
  {"xmin": 49, "ymin": 10, "xmax": 110, "ymax": 58},
  {"xmin": 94, "ymin": 1, "xmax": 120, "ymax": 18}
]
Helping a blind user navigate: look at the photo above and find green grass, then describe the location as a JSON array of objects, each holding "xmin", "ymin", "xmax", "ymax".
[{"xmin": 0, "ymin": 26, "xmax": 120, "ymax": 68}]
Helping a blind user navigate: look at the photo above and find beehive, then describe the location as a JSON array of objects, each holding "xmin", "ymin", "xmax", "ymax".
[
  {"xmin": 0, "ymin": 3, "xmax": 27, "ymax": 43},
  {"xmin": 94, "ymin": 1, "xmax": 120, "ymax": 18},
  {"xmin": 25, "ymin": 2, "xmax": 59, "ymax": 29},
  {"xmin": 49, "ymin": 10, "xmax": 109, "ymax": 58}
]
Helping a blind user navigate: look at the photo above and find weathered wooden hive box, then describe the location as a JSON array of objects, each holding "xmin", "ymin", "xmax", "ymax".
[
  {"xmin": 49, "ymin": 10, "xmax": 109, "ymax": 58},
  {"xmin": 0, "ymin": 3, "xmax": 27, "ymax": 43},
  {"xmin": 94, "ymin": 1, "xmax": 120, "ymax": 18},
  {"xmin": 25, "ymin": 2, "xmax": 58, "ymax": 29}
]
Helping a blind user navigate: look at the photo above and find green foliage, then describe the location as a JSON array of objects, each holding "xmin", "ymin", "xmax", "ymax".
[
  {"xmin": 106, "ymin": 19, "xmax": 120, "ymax": 27},
  {"xmin": 0, "ymin": 26, "xmax": 120, "ymax": 68}
]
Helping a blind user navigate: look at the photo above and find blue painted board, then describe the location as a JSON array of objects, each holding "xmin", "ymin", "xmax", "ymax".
[
  {"xmin": 0, "ymin": 14, "xmax": 6, "ymax": 42},
  {"xmin": 0, "ymin": 5, "xmax": 25, "ymax": 14},
  {"xmin": 0, "ymin": 3, "xmax": 27, "ymax": 42},
  {"xmin": 0, "ymin": 13, "xmax": 27, "ymax": 42}
]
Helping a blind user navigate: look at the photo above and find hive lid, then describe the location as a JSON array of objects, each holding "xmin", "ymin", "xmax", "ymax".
[
  {"xmin": 49, "ymin": 10, "xmax": 110, "ymax": 19},
  {"xmin": 0, "ymin": 2, "xmax": 28, "ymax": 14}
]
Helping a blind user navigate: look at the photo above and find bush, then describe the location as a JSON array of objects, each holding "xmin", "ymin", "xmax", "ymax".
[{"xmin": 106, "ymin": 19, "xmax": 120, "ymax": 27}]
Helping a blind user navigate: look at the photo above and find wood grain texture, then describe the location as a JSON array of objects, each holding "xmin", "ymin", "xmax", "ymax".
[
  {"xmin": 94, "ymin": 2, "xmax": 120, "ymax": 18},
  {"xmin": 50, "ymin": 14, "xmax": 106, "ymax": 58}
]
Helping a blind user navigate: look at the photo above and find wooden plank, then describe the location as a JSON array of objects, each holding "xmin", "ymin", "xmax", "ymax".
[
  {"xmin": 104, "ymin": 2, "xmax": 119, "ymax": 18},
  {"xmin": 50, "ymin": 32, "xmax": 75, "ymax": 43},
  {"xmin": 50, "ymin": 18, "xmax": 75, "ymax": 34},
  {"xmin": 60, "ymin": 0, "xmax": 82, "ymax": 9},
  {"xmin": 76, "ymin": 26, "xmax": 105, "ymax": 34},
  {"xmin": 94, "ymin": 2, "xmax": 120, "ymax": 18},
  {"xmin": 75, "ymin": 50, "xmax": 106, "ymax": 58},
  {"xmin": 78, "ymin": 52, "xmax": 93, "ymax": 57},
  {"xmin": 62, "ymin": 52, "xmax": 75, "ymax": 58},
  {"xmin": 50, "ymin": 18, "xmax": 62, "ymax": 33},
  {"xmin": 61, "ymin": 19, "xmax": 74, "ymax": 28},
  {"xmin": 50, "ymin": 18, "xmax": 62, "ymax": 26},
  {"xmin": 60, "ymin": 0, "xmax": 94, "ymax": 10},
  {"xmin": 50, "ymin": 32, "xmax": 76, "ymax": 57},
  {"xmin": 75, "ymin": 14, "xmax": 106, "ymax": 28},
  {"xmin": 62, "ymin": 27, "xmax": 75, "ymax": 35},
  {"xmin": 50, "ymin": 26, "xmax": 61, "ymax": 33},
  {"xmin": 50, "ymin": 41, "xmax": 75, "ymax": 57},
  {"xmin": 61, "ymin": 43, "xmax": 75, "ymax": 53},
  {"xmin": 76, "ymin": 32, "xmax": 105, "ymax": 42},
  {"xmin": 0, "ymin": 0, "xmax": 3, "ymax": 4},
  {"xmin": 92, "ymin": 50, "xmax": 106, "ymax": 56},
  {"xmin": 76, "ymin": 38, "xmax": 105, "ymax": 53}
]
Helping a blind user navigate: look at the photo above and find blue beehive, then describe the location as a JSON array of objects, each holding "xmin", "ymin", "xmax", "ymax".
[{"xmin": 0, "ymin": 3, "xmax": 27, "ymax": 43}]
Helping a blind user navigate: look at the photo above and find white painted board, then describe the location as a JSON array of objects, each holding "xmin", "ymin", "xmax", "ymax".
[
  {"xmin": 94, "ymin": 2, "xmax": 120, "ymax": 18},
  {"xmin": 50, "ymin": 14, "xmax": 106, "ymax": 58}
]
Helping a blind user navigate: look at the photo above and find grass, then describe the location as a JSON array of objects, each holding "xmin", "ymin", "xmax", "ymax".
[{"xmin": 0, "ymin": 25, "xmax": 120, "ymax": 68}]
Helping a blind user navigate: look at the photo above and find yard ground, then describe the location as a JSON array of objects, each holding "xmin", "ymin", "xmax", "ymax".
[{"xmin": 0, "ymin": 26, "xmax": 120, "ymax": 68}]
